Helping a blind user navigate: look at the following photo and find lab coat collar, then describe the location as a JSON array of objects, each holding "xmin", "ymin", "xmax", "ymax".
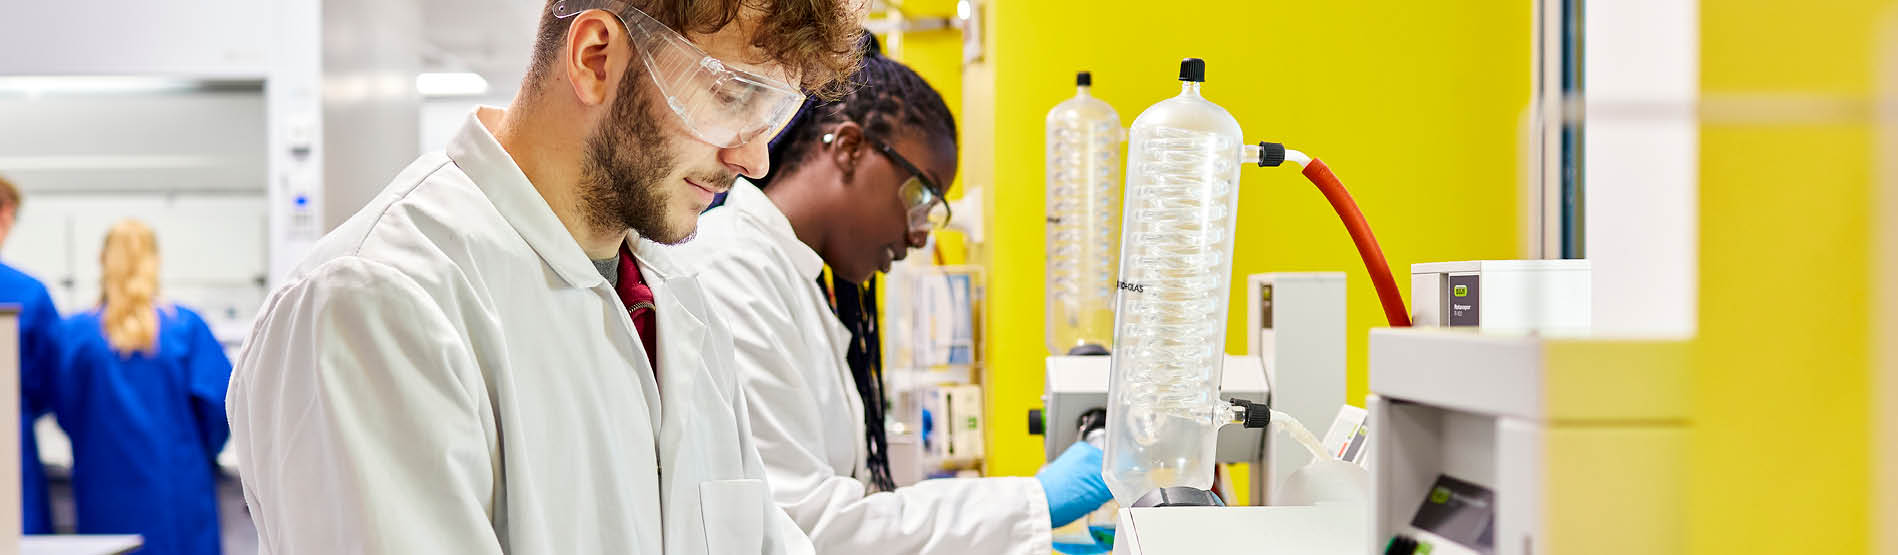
[
  {"xmin": 650, "ymin": 268, "xmax": 709, "ymax": 395},
  {"xmin": 625, "ymin": 232, "xmax": 688, "ymax": 283},
  {"xmin": 447, "ymin": 107, "xmax": 606, "ymax": 290},
  {"xmin": 726, "ymin": 179, "xmax": 825, "ymax": 280}
]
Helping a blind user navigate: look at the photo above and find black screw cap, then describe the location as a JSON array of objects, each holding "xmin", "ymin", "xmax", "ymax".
[
  {"xmin": 1076, "ymin": 71, "xmax": 1092, "ymax": 87},
  {"xmin": 1232, "ymin": 398, "xmax": 1272, "ymax": 429},
  {"xmin": 1178, "ymin": 58, "xmax": 1205, "ymax": 82},
  {"xmin": 1258, "ymin": 142, "xmax": 1287, "ymax": 167}
]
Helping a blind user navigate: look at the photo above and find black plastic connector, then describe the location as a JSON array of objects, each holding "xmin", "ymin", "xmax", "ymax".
[
  {"xmin": 1076, "ymin": 71, "xmax": 1092, "ymax": 87},
  {"xmin": 1178, "ymin": 58, "xmax": 1205, "ymax": 82},
  {"xmin": 1257, "ymin": 141, "xmax": 1287, "ymax": 167},
  {"xmin": 1231, "ymin": 397, "xmax": 1272, "ymax": 429},
  {"xmin": 1076, "ymin": 408, "xmax": 1107, "ymax": 436},
  {"xmin": 1384, "ymin": 535, "xmax": 1421, "ymax": 555},
  {"xmin": 1028, "ymin": 409, "xmax": 1045, "ymax": 436}
]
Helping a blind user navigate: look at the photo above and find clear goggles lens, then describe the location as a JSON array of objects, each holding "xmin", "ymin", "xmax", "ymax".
[
  {"xmin": 553, "ymin": 0, "xmax": 806, "ymax": 148},
  {"xmin": 899, "ymin": 177, "xmax": 951, "ymax": 230}
]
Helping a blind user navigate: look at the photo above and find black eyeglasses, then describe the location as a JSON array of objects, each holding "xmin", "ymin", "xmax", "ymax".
[{"xmin": 863, "ymin": 135, "xmax": 952, "ymax": 230}]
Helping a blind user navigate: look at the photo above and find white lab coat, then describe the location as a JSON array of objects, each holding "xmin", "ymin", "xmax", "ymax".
[
  {"xmin": 227, "ymin": 107, "xmax": 812, "ymax": 555},
  {"xmin": 678, "ymin": 180, "xmax": 1053, "ymax": 555}
]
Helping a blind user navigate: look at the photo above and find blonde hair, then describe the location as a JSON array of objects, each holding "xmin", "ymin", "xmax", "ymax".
[{"xmin": 100, "ymin": 220, "xmax": 160, "ymax": 356}]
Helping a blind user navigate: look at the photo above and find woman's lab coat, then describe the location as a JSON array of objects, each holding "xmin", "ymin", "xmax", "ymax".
[
  {"xmin": 54, "ymin": 305, "xmax": 230, "ymax": 555},
  {"xmin": 0, "ymin": 261, "xmax": 61, "ymax": 535},
  {"xmin": 681, "ymin": 181, "xmax": 1053, "ymax": 555},
  {"xmin": 227, "ymin": 108, "xmax": 810, "ymax": 555}
]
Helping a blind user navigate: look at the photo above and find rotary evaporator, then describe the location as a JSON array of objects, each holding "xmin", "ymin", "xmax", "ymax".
[
  {"xmin": 1100, "ymin": 57, "xmax": 1413, "ymax": 510},
  {"xmin": 1046, "ymin": 71, "xmax": 1124, "ymax": 357}
]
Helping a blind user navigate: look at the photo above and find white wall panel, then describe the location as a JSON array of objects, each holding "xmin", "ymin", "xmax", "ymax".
[{"xmin": 1584, "ymin": 0, "xmax": 1698, "ymax": 336}]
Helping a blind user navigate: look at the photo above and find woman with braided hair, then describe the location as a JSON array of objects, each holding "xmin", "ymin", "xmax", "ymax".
[
  {"xmin": 53, "ymin": 220, "xmax": 232, "ymax": 555},
  {"xmin": 681, "ymin": 36, "xmax": 1111, "ymax": 554}
]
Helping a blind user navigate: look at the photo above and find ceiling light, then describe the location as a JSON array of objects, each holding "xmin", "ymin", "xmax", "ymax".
[{"xmin": 416, "ymin": 72, "xmax": 490, "ymax": 97}]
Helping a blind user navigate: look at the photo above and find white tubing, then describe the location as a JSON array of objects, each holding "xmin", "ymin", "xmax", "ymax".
[{"xmin": 1285, "ymin": 149, "xmax": 1312, "ymax": 168}]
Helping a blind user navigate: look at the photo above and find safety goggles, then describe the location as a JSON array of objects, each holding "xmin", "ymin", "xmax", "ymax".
[
  {"xmin": 552, "ymin": 0, "xmax": 807, "ymax": 148},
  {"xmin": 864, "ymin": 134, "xmax": 951, "ymax": 230}
]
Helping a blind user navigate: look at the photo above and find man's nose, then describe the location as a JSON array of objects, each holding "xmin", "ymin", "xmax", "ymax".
[{"xmin": 718, "ymin": 138, "xmax": 771, "ymax": 179}]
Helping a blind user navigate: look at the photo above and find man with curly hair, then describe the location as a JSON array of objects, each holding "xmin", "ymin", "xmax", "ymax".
[{"xmin": 228, "ymin": 2, "xmax": 865, "ymax": 553}]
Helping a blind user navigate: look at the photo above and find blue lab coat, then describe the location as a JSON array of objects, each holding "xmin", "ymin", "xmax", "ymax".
[
  {"xmin": 0, "ymin": 261, "xmax": 59, "ymax": 535},
  {"xmin": 56, "ymin": 305, "xmax": 230, "ymax": 555}
]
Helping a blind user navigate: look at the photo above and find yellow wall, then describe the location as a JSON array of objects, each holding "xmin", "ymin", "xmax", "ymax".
[
  {"xmin": 974, "ymin": 1, "xmax": 1529, "ymax": 477},
  {"xmin": 1694, "ymin": 0, "xmax": 1893, "ymax": 551}
]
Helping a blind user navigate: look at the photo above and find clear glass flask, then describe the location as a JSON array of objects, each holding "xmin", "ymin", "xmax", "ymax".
[
  {"xmin": 1102, "ymin": 58, "xmax": 1248, "ymax": 506},
  {"xmin": 1045, "ymin": 71, "xmax": 1124, "ymax": 355}
]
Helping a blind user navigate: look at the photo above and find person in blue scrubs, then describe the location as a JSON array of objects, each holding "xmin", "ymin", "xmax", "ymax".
[
  {"xmin": 55, "ymin": 220, "xmax": 230, "ymax": 555},
  {"xmin": 0, "ymin": 176, "xmax": 59, "ymax": 535}
]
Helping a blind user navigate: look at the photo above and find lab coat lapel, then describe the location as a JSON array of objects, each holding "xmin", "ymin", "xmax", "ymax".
[
  {"xmin": 815, "ymin": 295, "xmax": 855, "ymax": 419},
  {"xmin": 651, "ymin": 278, "xmax": 709, "ymax": 396},
  {"xmin": 732, "ymin": 181, "xmax": 870, "ymax": 479},
  {"xmin": 813, "ymin": 282, "xmax": 868, "ymax": 477},
  {"xmin": 622, "ymin": 292, "xmax": 666, "ymax": 426},
  {"xmin": 629, "ymin": 237, "xmax": 711, "ymax": 400}
]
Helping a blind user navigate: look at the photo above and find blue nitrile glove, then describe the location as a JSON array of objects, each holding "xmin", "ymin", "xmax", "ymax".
[{"xmin": 1035, "ymin": 441, "xmax": 1113, "ymax": 528}]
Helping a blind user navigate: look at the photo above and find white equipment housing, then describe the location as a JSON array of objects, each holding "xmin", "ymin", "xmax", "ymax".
[{"xmin": 1245, "ymin": 272, "xmax": 1347, "ymax": 504}]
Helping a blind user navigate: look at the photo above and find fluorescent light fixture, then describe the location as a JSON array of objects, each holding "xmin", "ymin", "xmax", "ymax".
[
  {"xmin": 416, "ymin": 72, "xmax": 490, "ymax": 97},
  {"xmin": 0, "ymin": 76, "xmax": 213, "ymax": 97}
]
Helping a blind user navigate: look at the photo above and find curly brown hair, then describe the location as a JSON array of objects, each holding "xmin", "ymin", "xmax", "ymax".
[{"xmin": 528, "ymin": 0, "xmax": 864, "ymax": 99}]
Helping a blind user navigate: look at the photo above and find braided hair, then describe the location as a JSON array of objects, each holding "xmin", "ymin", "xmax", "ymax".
[
  {"xmin": 757, "ymin": 33, "xmax": 957, "ymax": 188},
  {"xmin": 757, "ymin": 34, "xmax": 957, "ymax": 493}
]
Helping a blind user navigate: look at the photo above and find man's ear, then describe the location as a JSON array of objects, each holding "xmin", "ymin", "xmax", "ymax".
[
  {"xmin": 563, "ymin": 11, "xmax": 625, "ymax": 107},
  {"xmin": 825, "ymin": 121, "xmax": 866, "ymax": 179}
]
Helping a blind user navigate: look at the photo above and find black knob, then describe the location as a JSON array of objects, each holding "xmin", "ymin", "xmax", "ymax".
[
  {"xmin": 1232, "ymin": 398, "xmax": 1272, "ymax": 429},
  {"xmin": 1028, "ymin": 409, "xmax": 1045, "ymax": 436}
]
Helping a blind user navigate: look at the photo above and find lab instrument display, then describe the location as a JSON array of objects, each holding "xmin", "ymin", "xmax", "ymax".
[{"xmin": 1410, "ymin": 260, "xmax": 1591, "ymax": 330}]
